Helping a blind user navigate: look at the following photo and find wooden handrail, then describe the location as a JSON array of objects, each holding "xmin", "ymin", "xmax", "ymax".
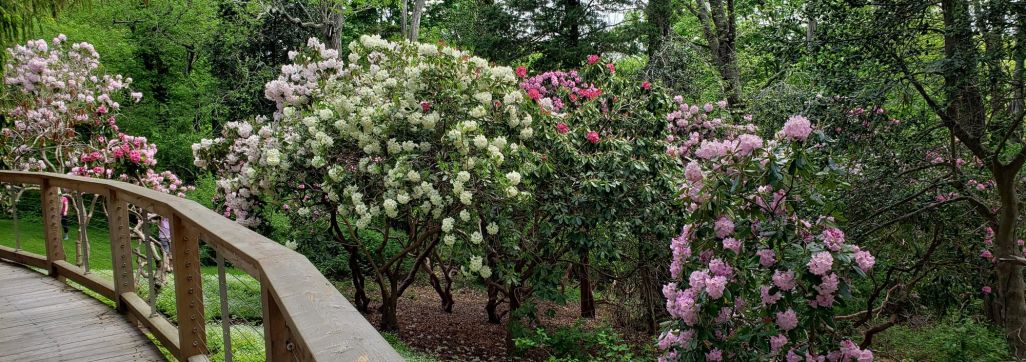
[{"xmin": 0, "ymin": 171, "xmax": 401, "ymax": 361}]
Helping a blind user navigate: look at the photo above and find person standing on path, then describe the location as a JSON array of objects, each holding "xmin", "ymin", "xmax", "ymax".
[{"xmin": 61, "ymin": 195, "xmax": 70, "ymax": 240}]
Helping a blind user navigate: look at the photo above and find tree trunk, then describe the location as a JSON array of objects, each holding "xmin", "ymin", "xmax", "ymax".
[
  {"xmin": 422, "ymin": 258, "xmax": 454, "ymax": 313},
  {"xmin": 486, "ymin": 283, "xmax": 502, "ymax": 324},
  {"xmin": 345, "ymin": 244, "xmax": 370, "ymax": 313},
  {"xmin": 994, "ymin": 166, "xmax": 1026, "ymax": 357},
  {"xmin": 504, "ymin": 287, "xmax": 522, "ymax": 353},
  {"xmin": 578, "ymin": 250, "xmax": 596, "ymax": 318},
  {"xmin": 644, "ymin": 0, "xmax": 672, "ymax": 58},
  {"xmin": 379, "ymin": 288, "xmax": 401, "ymax": 333}
]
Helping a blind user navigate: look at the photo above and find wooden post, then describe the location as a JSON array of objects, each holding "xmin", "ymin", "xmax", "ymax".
[
  {"xmin": 106, "ymin": 190, "xmax": 135, "ymax": 312},
  {"xmin": 262, "ymin": 284, "xmax": 292, "ymax": 361},
  {"xmin": 172, "ymin": 215, "xmax": 207, "ymax": 359},
  {"xmin": 40, "ymin": 179, "xmax": 65, "ymax": 277}
]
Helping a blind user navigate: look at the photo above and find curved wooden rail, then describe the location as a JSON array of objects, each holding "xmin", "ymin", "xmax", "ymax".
[{"xmin": 0, "ymin": 171, "xmax": 400, "ymax": 361}]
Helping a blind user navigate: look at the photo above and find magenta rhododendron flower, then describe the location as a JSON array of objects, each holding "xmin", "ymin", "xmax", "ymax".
[
  {"xmin": 705, "ymin": 348, "xmax": 723, "ymax": 361},
  {"xmin": 515, "ymin": 66, "xmax": 527, "ymax": 78},
  {"xmin": 587, "ymin": 54, "xmax": 600, "ymax": 64},
  {"xmin": 555, "ymin": 123, "xmax": 569, "ymax": 134},
  {"xmin": 605, "ymin": 63, "xmax": 615, "ymax": 73},
  {"xmin": 983, "ymin": 286, "xmax": 993, "ymax": 294},
  {"xmin": 586, "ymin": 130, "xmax": 600, "ymax": 144},
  {"xmin": 642, "ymin": 81, "xmax": 652, "ymax": 90}
]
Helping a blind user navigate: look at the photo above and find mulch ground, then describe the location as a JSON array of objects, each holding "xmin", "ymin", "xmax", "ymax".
[{"xmin": 350, "ymin": 284, "xmax": 652, "ymax": 361}]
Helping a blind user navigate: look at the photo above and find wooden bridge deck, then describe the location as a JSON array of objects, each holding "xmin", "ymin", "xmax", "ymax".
[{"xmin": 0, "ymin": 261, "xmax": 164, "ymax": 361}]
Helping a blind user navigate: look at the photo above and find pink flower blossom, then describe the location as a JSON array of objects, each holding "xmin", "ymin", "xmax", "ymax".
[
  {"xmin": 776, "ymin": 309, "xmax": 798, "ymax": 331},
  {"xmin": 855, "ymin": 250, "xmax": 876, "ymax": 272},
  {"xmin": 586, "ymin": 130, "xmax": 600, "ymax": 144},
  {"xmin": 773, "ymin": 270, "xmax": 796, "ymax": 291},
  {"xmin": 684, "ymin": 161, "xmax": 703, "ymax": 183},
  {"xmin": 705, "ymin": 275, "xmax": 728, "ymax": 299},
  {"xmin": 770, "ymin": 334, "xmax": 788, "ymax": 354},
  {"xmin": 587, "ymin": 54, "xmax": 600, "ymax": 64},
  {"xmin": 981, "ymin": 250, "xmax": 993, "ymax": 259},
  {"xmin": 983, "ymin": 286, "xmax": 992, "ymax": 294},
  {"xmin": 605, "ymin": 63, "xmax": 615, "ymax": 73},
  {"xmin": 714, "ymin": 216, "xmax": 735, "ymax": 238},
  {"xmin": 756, "ymin": 249, "xmax": 776, "ymax": 267},
  {"xmin": 420, "ymin": 101, "xmax": 431, "ymax": 113},
  {"xmin": 821, "ymin": 228, "xmax": 845, "ymax": 251},
  {"xmin": 761, "ymin": 286, "xmax": 781, "ymax": 305},
  {"xmin": 706, "ymin": 348, "xmax": 723, "ymax": 361},
  {"xmin": 722, "ymin": 238, "xmax": 741, "ymax": 254},
  {"xmin": 779, "ymin": 115, "xmax": 813, "ymax": 141},
  {"xmin": 642, "ymin": 81, "xmax": 652, "ymax": 90},
  {"xmin": 807, "ymin": 251, "xmax": 834, "ymax": 276},
  {"xmin": 556, "ymin": 123, "xmax": 570, "ymax": 134},
  {"xmin": 515, "ymin": 66, "xmax": 527, "ymax": 78}
]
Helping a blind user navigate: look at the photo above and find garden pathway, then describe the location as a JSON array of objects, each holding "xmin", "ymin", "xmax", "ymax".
[{"xmin": 0, "ymin": 261, "xmax": 164, "ymax": 361}]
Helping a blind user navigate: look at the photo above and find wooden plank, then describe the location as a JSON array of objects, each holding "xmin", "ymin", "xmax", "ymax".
[
  {"xmin": 0, "ymin": 245, "xmax": 47, "ymax": 269},
  {"xmin": 53, "ymin": 260, "xmax": 116, "ymax": 300},
  {"xmin": 123, "ymin": 292, "xmax": 180, "ymax": 357},
  {"xmin": 0, "ymin": 262, "xmax": 162, "ymax": 362}
]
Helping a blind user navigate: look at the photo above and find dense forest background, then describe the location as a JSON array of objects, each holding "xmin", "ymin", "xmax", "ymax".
[{"xmin": 4, "ymin": 0, "xmax": 1026, "ymax": 360}]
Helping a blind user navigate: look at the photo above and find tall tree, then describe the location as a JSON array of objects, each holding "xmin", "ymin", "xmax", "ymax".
[{"xmin": 683, "ymin": 0, "xmax": 742, "ymax": 107}]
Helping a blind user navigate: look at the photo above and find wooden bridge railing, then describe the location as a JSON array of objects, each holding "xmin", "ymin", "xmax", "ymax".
[{"xmin": 0, "ymin": 171, "xmax": 401, "ymax": 361}]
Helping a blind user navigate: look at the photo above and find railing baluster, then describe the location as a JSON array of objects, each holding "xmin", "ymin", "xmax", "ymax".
[
  {"xmin": 144, "ymin": 218, "xmax": 157, "ymax": 318},
  {"xmin": 217, "ymin": 250, "xmax": 233, "ymax": 362},
  {"xmin": 13, "ymin": 193, "xmax": 21, "ymax": 251},
  {"xmin": 106, "ymin": 190, "xmax": 134, "ymax": 312},
  {"xmin": 172, "ymin": 215, "xmax": 207, "ymax": 359},
  {"xmin": 40, "ymin": 179, "xmax": 65, "ymax": 277}
]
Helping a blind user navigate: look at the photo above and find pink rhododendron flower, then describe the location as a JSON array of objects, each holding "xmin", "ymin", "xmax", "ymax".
[
  {"xmin": 776, "ymin": 309, "xmax": 798, "ymax": 331},
  {"xmin": 821, "ymin": 228, "xmax": 845, "ymax": 251},
  {"xmin": 981, "ymin": 250, "xmax": 993, "ymax": 259},
  {"xmin": 773, "ymin": 270, "xmax": 796, "ymax": 291},
  {"xmin": 555, "ymin": 123, "xmax": 570, "ymax": 134},
  {"xmin": 761, "ymin": 286, "xmax": 781, "ymax": 305},
  {"xmin": 757, "ymin": 249, "xmax": 776, "ymax": 267},
  {"xmin": 642, "ymin": 81, "xmax": 652, "ymax": 90},
  {"xmin": 705, "ymin": 275, "xmax": 728, "ymax": 299},
  {"xmin": 605, "ymin": 63, "xmax": 615, "ymax": 73},
  {"xmin": 983, "ymin": 286, "xmax": 992, "ymax": 294},
  {"xmin": 714, "ymin": 216, "xmax": 735, "ymax": 238},
  {"xmin": 684, "ymin": 161, "xmax": 703, "ymax": 183},
  {"xmin": 586, "ymin": 130, "xmax": 600, "ymax": 144},
  {"xmin": 770, "ymin": 334, "xmax": 788, "ymax": 354},
  {"xmin": 706, "ymin": 348, "xmax": 723, "ymax": 361},
  {"xmin": 807, "ymin": 251, "xmax": 834, "ymax": 275},
  {"xmin": 420, "ymin": 101, "xmax": 431, "ymax": 112},
  {"xmin": 722, "ymin": 237, "xmax": 741, "ymax": 254},
  {"xmin": 515, "ymin": 66, "xmax": 527, "ymax": 78},
  {"xmin": 779, "ymin": 115, "xmax": 813, "ymax": 141},
  {"xmin": 855, "ymin": 250, "xmax": 875, "ymax": 272},
  {"xmin": 587, "ymin": 54, "xmax": 600, "ymax": 64}
]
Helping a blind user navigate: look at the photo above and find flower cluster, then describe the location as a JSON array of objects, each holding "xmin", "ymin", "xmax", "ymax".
[
  {"xmin": 520, "ymin": 70, "xmax": 602, "ymax": 113},
  {"xmin": 195, "ymin": 36, "xmax": 534, "ymax": 278},
  {"xmin": 2, "ymin": 36, "xmax": 189, "ymax": 197},
  {"xmin": 659, "ymin": 103, "xmax": 876, "ymax": 361}
]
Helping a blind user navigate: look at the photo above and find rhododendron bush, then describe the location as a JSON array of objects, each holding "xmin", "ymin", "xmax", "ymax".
[
  {"xmin": 658, "ymin": 105, "xmax": 877, "ymax": 360},
  {"xmin": 1, "ymin": 36, "xmax": 191, "ymax": 273},
  {"xmin": 193, "ymin": 35, "xmax": 534, "ymax": 332}
]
